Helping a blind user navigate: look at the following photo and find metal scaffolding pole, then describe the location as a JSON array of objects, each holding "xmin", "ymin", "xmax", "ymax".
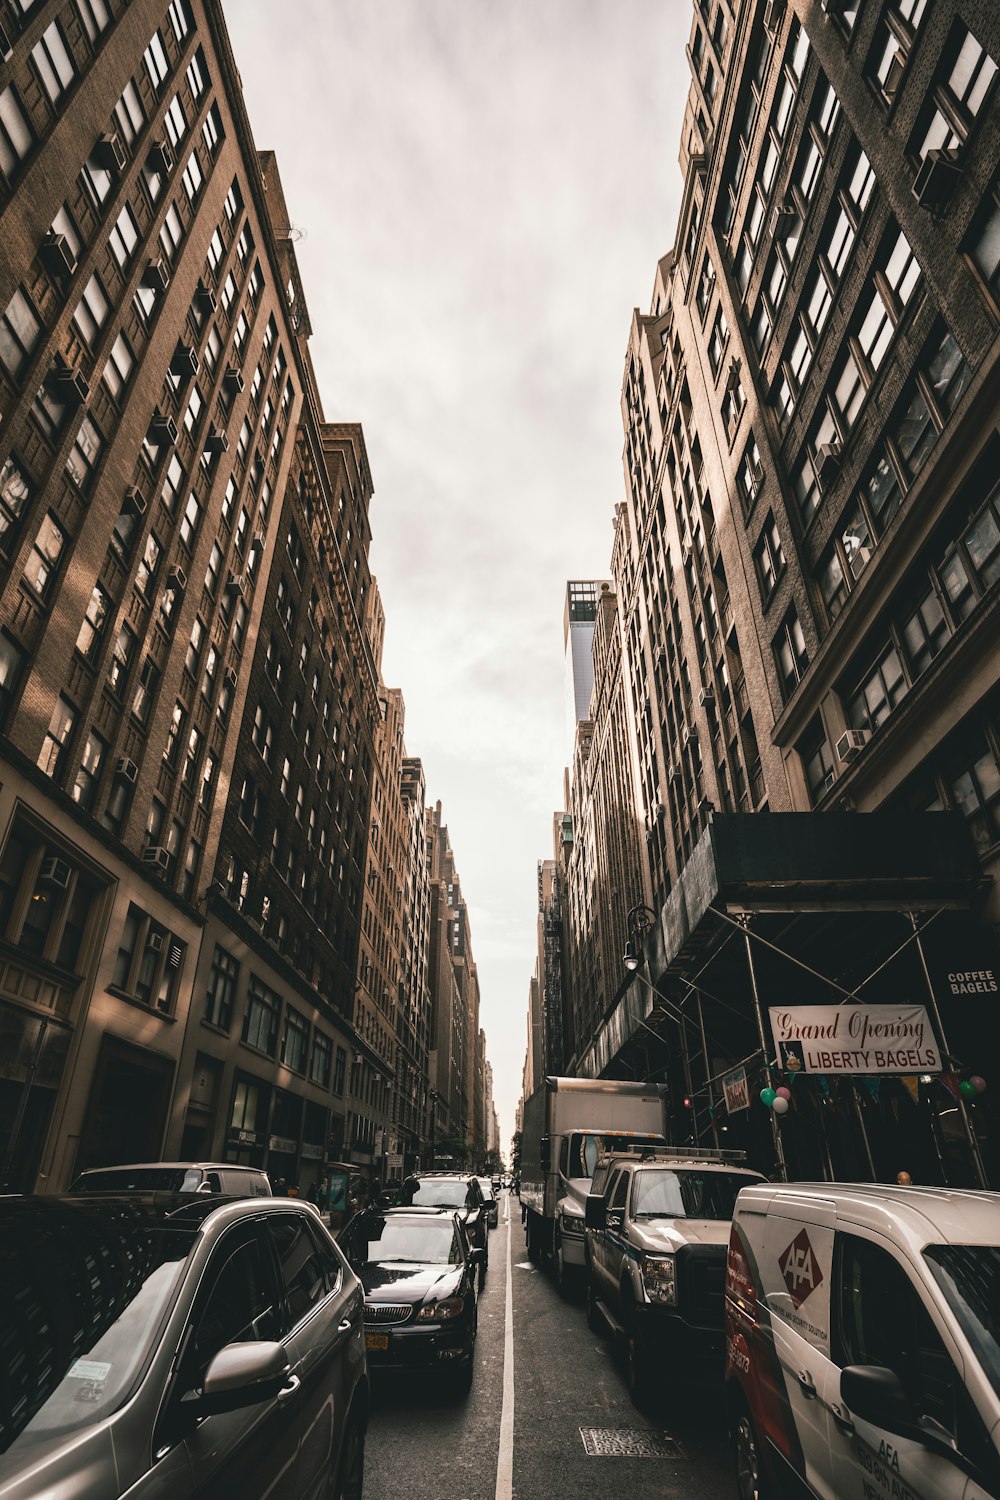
[{"xmin": 739, "ymin": 915, "xmax": 787, "ymax": 1180}]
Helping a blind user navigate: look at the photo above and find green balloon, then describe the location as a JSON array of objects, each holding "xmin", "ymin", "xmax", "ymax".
[
  {"xmin": 960, "ymin": 1079, "xmax": 976, "ymax": 1099},
  {"xmin": 760, "ymin": 1087, "xmax": 776, "ymax": 1107}
]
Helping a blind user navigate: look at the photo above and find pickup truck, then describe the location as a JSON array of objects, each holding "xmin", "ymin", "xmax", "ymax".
[{"xmin": 584, "ymin": 1148, "xmax": 764, "ymax": 1406}]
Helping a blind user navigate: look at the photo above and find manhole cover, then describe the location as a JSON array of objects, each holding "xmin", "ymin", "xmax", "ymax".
[{"xmin": 580, "ymin": 1428, "xmax": 686, "ymax": 1458}]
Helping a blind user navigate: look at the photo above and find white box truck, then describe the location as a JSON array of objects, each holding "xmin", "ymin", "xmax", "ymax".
[{"xmin": 520, "ymin": 1076, "xmax": 666, "ymax": 1291}]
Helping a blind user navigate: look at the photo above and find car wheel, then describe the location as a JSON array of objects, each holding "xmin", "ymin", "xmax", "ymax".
[
  {"xmin": 734, "ymin": 1405, "xmax": 768, "ymax": 1500},
  {"xmin": 622, "ymin": 1294, "xmax": 655, "ymax": 1410},
  {"xmin": 450, "ymin": 1356, "xmax": 475, "ymax": 1397},
  {"xmin": 331, "ymin": 1405, "xmax": 365, "ymax": 1500}
]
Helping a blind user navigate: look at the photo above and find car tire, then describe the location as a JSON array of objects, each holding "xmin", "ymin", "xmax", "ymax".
[
  {"xmin": 622, "ymin": 1293, "xmax": 655, "ymax": 1411},
  {"xmin": 734, "ymin": 1403, "xmax": 768, "ymax": 1500},
  {"xmin": 331, "ymin": 1405, "xmax": 366, "ymax": 1500},
  {"xmin": 451, "ymin": 1356, "xmax": 475, "ymax": 1397}
]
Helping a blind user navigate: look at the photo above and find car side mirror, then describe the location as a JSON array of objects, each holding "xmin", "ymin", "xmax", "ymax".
[
  {"xmin": 469, "ymin": 1246, "xmax": 485, "ymax": 1266},
  {"xmin": 584, "ymin": 1193, "xmax": 606, "ymax": 1231},
  {"xmin": 181, "ymin": 1341, "xmax": 289, "ymax": 1418},
  {"xmin": 841, "ymin": 1366, "xmax": 916, "ymax": 1433}
]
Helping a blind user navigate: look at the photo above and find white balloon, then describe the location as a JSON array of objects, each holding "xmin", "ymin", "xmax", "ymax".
[{"xmin": 771, "ymin": 1096, "xmax": 790, "ymax": 1115}]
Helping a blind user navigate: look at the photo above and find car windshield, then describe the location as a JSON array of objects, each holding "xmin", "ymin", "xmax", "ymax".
[
  {"xmin": 70, "ymin": 1166, "xmax": 204, "ymax": 1193},
  {"xmin": 924, "ymin": 1244, "xmax": 1000, "ymax": 1399},
  {"xmin": 401, "ymin": 1179, "xmax": 470, "ymax": 1209},
  {"xmin": 631, "ymin": 1170, "xmax": 758, "ymax": 1220},
  {"xmin": 363, "ymin": 1218, "xmax": 462, "ymax": 1265},
  {"xmin": 476, "ymin": 1179, "xmax": 495, "ymax": 1201},
  {"xmin": 568, "ymin": 1133, "xmax": 664, "ymax": 1180},
  {"xmin": 0, "ymin": 1199, "xmax": 199, "ymax": 1457}
]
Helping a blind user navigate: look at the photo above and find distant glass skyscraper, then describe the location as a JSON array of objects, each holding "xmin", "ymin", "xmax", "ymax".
[{"xmin": 563, "ymin": 580, "xmax": 607, "ymax": 763}]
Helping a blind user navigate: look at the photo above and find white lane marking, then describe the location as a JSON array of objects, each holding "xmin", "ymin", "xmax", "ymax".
[{"xmin": 495, "ymin": 1202, "xmax": 514, "ymax": 1500}]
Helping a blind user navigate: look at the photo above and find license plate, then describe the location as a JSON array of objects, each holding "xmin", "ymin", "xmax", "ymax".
[{"xmin": 365, "ymin": 1332, "xmax": 389, "ymax": 1351}]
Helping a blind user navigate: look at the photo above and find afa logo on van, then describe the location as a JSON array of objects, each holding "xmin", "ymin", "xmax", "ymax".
[{"xmin": 779, "ymin": 1227, "xmax": 824, "ymax": 1309}]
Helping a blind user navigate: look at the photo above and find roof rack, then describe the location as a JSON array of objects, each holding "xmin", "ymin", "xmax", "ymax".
[{"xmin": 596, "ymin": 1145, "xmax": 749, "ymax": 1165}]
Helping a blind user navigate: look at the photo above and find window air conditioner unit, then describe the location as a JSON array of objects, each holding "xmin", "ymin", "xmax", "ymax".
[
  {"xmin": 822, "ymin": 770, "xmax": 837, "ymax": 793},
  {"xmin": 50, "ymin": 356, "xmax": 89, "ymax": 405},
  {"xmin": 40, "ymin": 231, "xmax": 77, "ymax": 278},
  {"xmin": 40, "ymin": 856, "xmax": 72, "ymax": 889},
  {"xmin": 912, "ymin": 148, "xmax": 962, "ymax": 212},
  {"xmin": 115, "ymin": 756, "xmax": 140, "ymax": 783},
  {"xmin": 123, "ymin": 484, "xmax": 147, "ymax": 516},
  {"xmin": 763, "ymin": 0, "xmax": 785, "ymax": 35},
  {"xmin": 147, "ymin": 413, "xmax": 178, "ymax": 447},
  {"xmin": 836, "ymin": 729, "xmax": 870, "ymax": 764},
  {"xmin": 668, "ymin": 762, "xmax": 681, "ymax": 783},
  {"xmin": 224, "ymin": 667, "xmax": 239, "ymax": 690},
  {"xmin": 204, "ymin": 427, "xmax": 229, "ymax": 454},
  {"xmin": 698, "ymin": 686, "xmax": 715, "ymax": 706},
  {"xmin": 170, "ymin": 344, "xmax": 199, "ymax": 380},
  {"xmin": 147, "ymin": 931, "xmax": 164, "ymax": 952},
  {"xmin": 224, "ymin": 367, "xmax": 245, "ymax": 393},
  {"xmin": 769, "ymin": 201, "xmax": 797, "ymax": 235},
  {"xmin": 881, "ymin": 48, "xmax": 906, "ymax": 101},
  {"xmin": 166, "ymin": 567, "xmax": 187, "ymax": 593},
  {"xmin": 815, "ymin": 442, "xmax": 841, "ymax": 488},
  {"xmin": 143, "ymin": 258, "xmax": 170, "ymax": 292},
  {"xmin": 194, "ymin": 282, "xmax": 218, "ymax": 313},
  {"xmin": 94, "ymin": 131, "xmax": 126, "ymax": 173},
  {"xmin": 148, "ymin": 139, "xmax": 174, "ymax": 175},
  {"xmin": 224, "ymin": 575, "xmax": 244, "ymax": 599},
  {"xmin": 682, "ymin": 725, "xmax": 698, "ymax": 747},
  {"xmin": 142, "ymin": 845, "xmax": 171, "ymax": 871}
]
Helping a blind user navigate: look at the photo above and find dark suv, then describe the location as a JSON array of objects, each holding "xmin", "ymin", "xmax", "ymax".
[{"xmin": 392, "ymin": 1173, "xmax": 489, "ymax": 1280}]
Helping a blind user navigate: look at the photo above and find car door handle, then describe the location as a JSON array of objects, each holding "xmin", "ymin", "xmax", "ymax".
[
  {"xmin": 831, "ymin": 1404, "xmax": 855, "ymax": 1435},
  {"xmin": 276, "ymin": 1374, "xmax": 301, "ymax": 1404},
  {"xmin": 338, "ymin": 1318, "xmax": 353, "ymax": 1335},
  {"xmin": 796, "ymin": 1370, "xmax": 817, "ymax": 1399}
]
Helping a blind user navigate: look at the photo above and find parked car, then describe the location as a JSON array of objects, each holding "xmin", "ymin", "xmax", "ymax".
[
  {"xmin": 584, "ymin": 1147, "xmax": 764, "ymax": 1403},
  {"xmin": 725, "ymin": 1182, "xmax": 1000, "ymax": 1500},
  {"xmin": 476, "ymin": 1176, "xmax": 499, "ymax": 1229},
  {"xmin": 68, "ymin": 1161, "xmax": 272, "ymax": 1197},
  {"xmin": 0, "ymin": 1193, "xmax": 367, "ymax": 1499},
  {"xmin": 339, "ymin": 1208, "xmax": 482, "ymax": 1394},
  {"xmin": 391, "ymin": 1173, "xmax": 489, "ymax": 1280}
]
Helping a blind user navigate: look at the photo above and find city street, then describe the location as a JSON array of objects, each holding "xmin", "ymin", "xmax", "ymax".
[{"xmin": 365, "ymin": 1192, "xmax": 732, "ymax": 1500}]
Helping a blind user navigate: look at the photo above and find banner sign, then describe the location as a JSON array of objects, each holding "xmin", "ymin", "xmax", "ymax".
[
  {"xmin": 722, "ymin": 1065, "xmax": 751, "ymax": 1113},
  {"xmin": 769, "ymin": 1004, "xmax": 941, "ymax": 1075}
]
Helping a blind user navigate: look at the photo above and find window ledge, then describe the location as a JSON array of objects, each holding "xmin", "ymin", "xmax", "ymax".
[{"xmin": 105, "ymin": 984, "xmax": 176, "ymax": 1021}]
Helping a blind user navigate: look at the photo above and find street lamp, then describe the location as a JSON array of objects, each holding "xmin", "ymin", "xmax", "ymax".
[{"xmin": 623, "ymin": 902, "xmax": 656, "ymax": 971}]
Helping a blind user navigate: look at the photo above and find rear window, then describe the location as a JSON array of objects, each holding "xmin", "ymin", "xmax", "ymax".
[
  {"xmin": 399, "ymin": 1178, "xmax": 470, "ymax": 1209},
  {"xmin": 0, "ymin": 1199, "xmax": 198, "ymax": 1457}
]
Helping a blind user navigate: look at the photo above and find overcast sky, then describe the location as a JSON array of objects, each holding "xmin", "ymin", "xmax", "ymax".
[{"xmin": 223, "ymin": 0, "xmax": 691, "ymax": 1153}]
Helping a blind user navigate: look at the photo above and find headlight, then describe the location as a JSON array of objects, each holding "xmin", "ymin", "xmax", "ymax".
[
  {"xmin": 640, "ymin": 1253, "xmax": 677, "ymax": 1305},
  {"xmin": 417, "ymin": 1297, "xmax": 465, "ymax": 1322},
  {"xmin": 559, "ymin": 1211, "xmax": 582, "ymax": 1234}
]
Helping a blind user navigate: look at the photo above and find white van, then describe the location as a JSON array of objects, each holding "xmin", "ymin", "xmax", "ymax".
[{"xmin": 725, "ymin": 1183, "xmax": 1000, "ymax": 1499}]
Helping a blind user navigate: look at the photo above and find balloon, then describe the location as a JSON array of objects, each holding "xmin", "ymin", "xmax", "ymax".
[
  {"xmin": 760, "ymin": 1087, "xmax": 776, "ymax": 1108},
  {"xmin": 959, "ymin": 1079, "xmax": 977, "ymax": 1099},
  {"xmin": 970, "ymin": 1075, "xmax": 987, "ymax": 1094},
  {"xmin": 775, "ymin": 1087, "xmax": 791, "ymax": 1101},
  {"xmin": 772, "ymin": 1096, "xmax": 790, "ymax": 1115}
]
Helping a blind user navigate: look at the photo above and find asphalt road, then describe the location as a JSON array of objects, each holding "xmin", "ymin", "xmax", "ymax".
[{"xmin": 364, "ymin": 1192, "xmax": 734, "ymax": 1500}]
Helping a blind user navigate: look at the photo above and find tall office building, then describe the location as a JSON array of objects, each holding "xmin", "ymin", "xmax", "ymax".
[
  {"xmin": 0, "ymin": 0, "xmax": 382, "ymax": 1190},
  {"xmin": 563, "ymin": 579, "xmax": 607, "ymax": 765},
  {"xmin": 559, "ymin": 0, "xmax": 1000, "ymax": 1185}
]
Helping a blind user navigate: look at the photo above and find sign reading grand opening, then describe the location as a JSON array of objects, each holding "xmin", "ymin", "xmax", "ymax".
[{"xmin": 768, "ymin": 1003, "xmax": 941, "ymax": 1075}]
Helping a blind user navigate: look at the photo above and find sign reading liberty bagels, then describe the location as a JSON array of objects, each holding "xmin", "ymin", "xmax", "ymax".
[{"xmin": 768, "ymin": 1003, "xmax": 941, "ymax": 1075}]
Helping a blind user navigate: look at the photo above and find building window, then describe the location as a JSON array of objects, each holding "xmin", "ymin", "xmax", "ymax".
[
  {"xmin": 75, "ymin": 582, "xmax": 111, "ymax": 661},
  {"xmin": 108, "ymin": 624, "xmax": 136, "ymax": 696},
  {"xmin": 333, "ymin": 1045, "xmax": 347, "ymax": 1095},
  {"xmin": 131, "ymin": 655, "xmax": 159, "ymax": 724},
  {"xmin": 103, "ymin": 334, "xmax": 134, "ymax": 401},
  {"xmin": 947, "ymin": 735, "xmax": 1000, "ymax": 854},
  {"xmin": 707, "ymin": 306, "xmax": 728, "ymax": 376},
  {"xmin": 846, "ymin": 642, "xmax": 908, "ymax": 733},
  {"xmin": 134, "ymin": 531, "xmax": 162, "ymax": 598},
  {"xmin": 72, "ymin": 728, "xmax": 107, "ymax": 810},
  {"xmin": 31, "ymin": 21, "xmax": 76, "ymax": 108},
  {"xmin": 0, "ymin": 85, "xmax": 35, "ymax": 181},
  {"xmin": 773, "ymin": 608, "xmax": 808, "ymax": 702},
  {"xmin": 798, "ymin": 716, "xmax": 835, "ymax": 806},
  {"xmin": 205, "ymin": 945, "xmax": 239, "ymax": 1030},
  {"xmin": 0, "ymin": 820, "xmax": 106, "ymax": 971},
  {"xmin": 109, "ymin": 205, "xmax": 139, "ymax": 269},
  {"xmin": 143, "ymin": 30, "xmax": 170, "ymax": 95},
  {"xmin": 114, "ymin": 79, "xmax": 145, "ymax": 145},
  {"xmin": 753, "ymin": 513, "xmax": 785, "ymax": 604},
  {"xmin": 900, "ymin": 585, "xmax": 950, "ymax": 678},
  {"xmin": 737, "ymin": 435, "xmax": 763, "ymax": 513},
  {"xmin": 111, "ymin": 902, "xmax": 184, "ymax": 1014},
  {"xmin": 38, "ymin": 696, "xmax": 77, "ymax": 778},
  {"xmin": 914, "ymin": 22, "xmax": 998, "ymax": 162},
  {"xmin": 243, "ymin": 975, "xmax": 280, "ymax": 1056},
  {"xmin": 0, "ymin": 455, "xmax": 31, "ymax": 553},
  {"xmin": 310, "ymin": 1030, "xmax": 332, "ymax": 1088},
  {"xmin": 73, "ymin": 275, "xmax": 110, "ymax": 347},
  {"xmin": 868, "ymin": 1, "xmax": 927, "ymax": 107},
  {"xmin": 66, "ymin": 415, "xmax": 103, "ymax": 492},
  {"xmin": 24, "ymin": 513, "xmax": 66, "ymax": 599},
  {"xmin": 159, "ymin": 202, "xmax": 184, "ymax": 264},
  {"xmin": 0, "ymin": 287, "xmax": 42, "ymax": 383},
  {"xmin": 281, "ymin": 1007, "xmax": 309, "ymax": 1073}
]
